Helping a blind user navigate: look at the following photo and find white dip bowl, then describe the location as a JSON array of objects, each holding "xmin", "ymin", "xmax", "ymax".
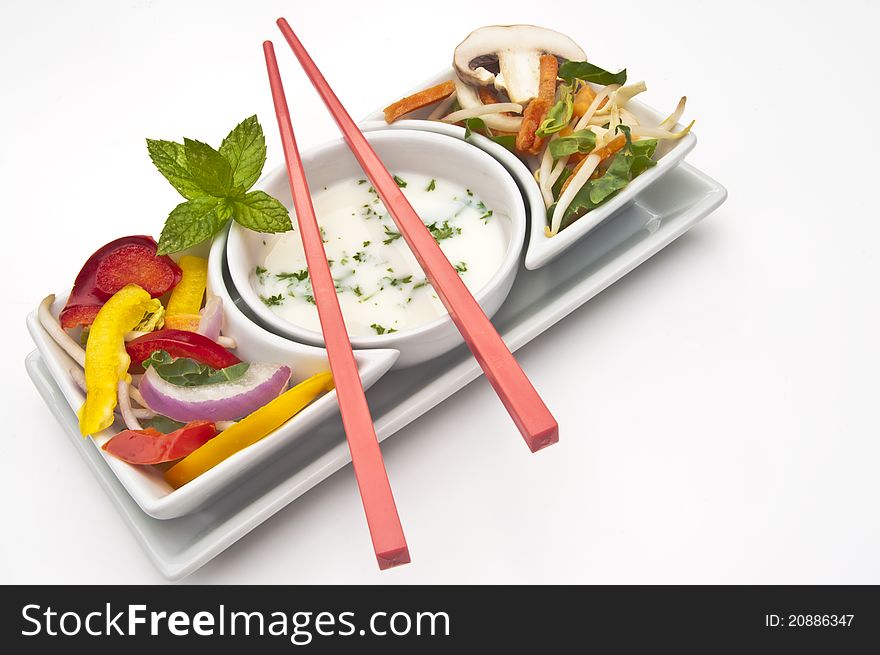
[{"xmin": 227, "ymin": 129, "xmax": 526, "ymax": 367}]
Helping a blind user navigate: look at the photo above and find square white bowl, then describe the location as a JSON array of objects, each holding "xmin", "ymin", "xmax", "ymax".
[{"xmin": 362, "ymin": 69, "xmax": 697, "ymax": 269}]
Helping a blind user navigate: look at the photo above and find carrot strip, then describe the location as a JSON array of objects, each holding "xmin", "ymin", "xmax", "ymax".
[
  {"xmin": 515, "ymin": 55, "xmax": 559, "ymax": 155},
  {"xmin": 478, "ymin": 87, "xmax": 502, "ymax": 105},
  {"xmin": 515, "ymin": 98, "xmax": 550, "ymax": 154},
  {"xmin": 383, "ymin": 80, "xmax": 456, "ymax": 123},
  {"xmin": 593, "ymin": 133, "xmax": 627, "ymax": 161},
  {"xmin": 538, "ymin": 55, "xmax": 558, "ymax": 100}
]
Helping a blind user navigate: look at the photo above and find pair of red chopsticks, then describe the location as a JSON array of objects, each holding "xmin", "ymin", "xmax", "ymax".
[{"xmin": 264, "ymin": 17, "xmax": 558, "ymax": 570}]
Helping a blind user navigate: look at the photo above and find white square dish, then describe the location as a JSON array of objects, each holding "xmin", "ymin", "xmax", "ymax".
[
  {"xmin": 26, "ymin": 235, "xmax": 399, "ymax": 519},
  {"xmin": 362, "ymin": 69, "xmax": 697, "ymax": 270}
]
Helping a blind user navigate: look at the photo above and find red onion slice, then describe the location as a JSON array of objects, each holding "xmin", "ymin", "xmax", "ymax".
[
  {"xmin": 138, "ymin": 363, "xmax": 291, "ymax": 422},
  {"xmin": 197, "ymin": 295, "xmax": 223, "ymax": 341}
]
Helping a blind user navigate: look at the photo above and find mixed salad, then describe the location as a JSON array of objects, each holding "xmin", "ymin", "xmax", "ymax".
[
  {"xmin": 383, "ymin": 25, "xmax": 693, "ymax": 236},
  {"xmin": 39, "ymin": 117, "xmax": 331, "ymax": 489}
]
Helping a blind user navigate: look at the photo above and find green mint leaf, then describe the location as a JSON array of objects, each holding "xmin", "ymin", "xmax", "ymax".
[
  {"xmin": 231, "ymin": 190, "xmax": 292, "ymax": 233},
  {"xmin": 146, "ymin": 139, "xmax": 205, "ymax": 200},
  {"xmin": 558, "ymin": 61, "xmax": 627, "ymax": 86},
  {"xmin": 157, "ymin": 196, "xmax": 224, "ymax": 255},
  {"xmin": 219, "ymin": 115, "xmax": 267, "ymax": 191},
  {"xmin": 216, "ymin": 198, "xmax": 234, "ymax": 221},
  {"xmin": 184, "ymin": 138, "xmax": 233, "ymax": 197}
]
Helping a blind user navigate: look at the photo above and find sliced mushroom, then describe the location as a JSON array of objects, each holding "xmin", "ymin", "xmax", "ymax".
[{"xmin": 453, "ymin": 25, "xmax": 586, "ymax": 105}]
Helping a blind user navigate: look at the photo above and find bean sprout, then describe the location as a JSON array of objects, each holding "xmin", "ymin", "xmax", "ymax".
[
  {"xmin": 38, "ymin": 295, "xmax": 85, "ymax": 367},
  {"xmin": 441, "ymin": 103, "xmax": 523, "ymax": 124}
]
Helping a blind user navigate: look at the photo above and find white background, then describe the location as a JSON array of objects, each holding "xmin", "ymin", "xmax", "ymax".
[{"xmin": 2, "ymin": 0, "xmax": 878, "ymax": 584}]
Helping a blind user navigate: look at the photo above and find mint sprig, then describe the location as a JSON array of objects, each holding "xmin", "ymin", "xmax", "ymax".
[
  {"xmin": 220, "ymin": 115, "xmax": 267, "ymax": 190},
  {"xmin": 148, "ymin": 116, "xmax": 291, "ymax": 255},
  {"xmin": 146, "ymin": 140, "xmax": 203, "ymax": 200}
]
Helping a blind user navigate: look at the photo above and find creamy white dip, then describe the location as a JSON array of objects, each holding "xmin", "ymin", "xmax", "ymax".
[{"xmin": 253, "ymin": 173, "xmax": 507, "ymax": 336}]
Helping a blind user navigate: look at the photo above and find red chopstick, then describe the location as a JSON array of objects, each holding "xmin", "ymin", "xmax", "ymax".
[
  {"xmin": 276, "ymin": 18, "xmax": 558, "ymax": 452},
  {"xmin": 263, "ymin": 41, "xmax": 409, "ymax": 570}
]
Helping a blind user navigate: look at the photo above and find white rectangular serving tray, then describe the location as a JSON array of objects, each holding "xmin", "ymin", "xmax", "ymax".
[{"xmin": 27, "ymin": 162, "xmax": 726, "ymax": 579}]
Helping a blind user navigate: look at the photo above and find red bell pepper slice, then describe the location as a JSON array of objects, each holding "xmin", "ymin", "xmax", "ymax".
[
  {"xmin": 102, "ymin": 420, "xmax": 218, "ymax": 465},
  {"xmin": 126, "ymin": 329, "xmax": 241, "ymax": 371},
  {"xmin": 60, "ymin": 236, "xmax": 182, "ymax": 329}
]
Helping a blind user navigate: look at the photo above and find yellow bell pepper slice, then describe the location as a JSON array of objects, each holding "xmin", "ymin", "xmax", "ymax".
[
  {"xmin": 78, "ymin": 284, "xmax": 161, "ymax": 436},
  {"xmin": 165, "ymin": 255, "xmax": 208, "ymax": 318},
  {"xmin": 164, "ymin": 371, "xmax": 334, "ymax": 488},
  {"xmin": 163, "ymin": 313, "xmax": 202, "ymax": 331}
]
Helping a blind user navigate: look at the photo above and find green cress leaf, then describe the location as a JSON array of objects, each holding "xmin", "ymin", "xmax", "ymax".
[
  {"xmin": 183, "ymin": 138, "xmax": 233, "ymax": 197},
  {"xmin": 552, "ymin": 136, "xmax": 658, "ymax": 231},
  {"xmin": 558, "ymin": 61, "xmax": 627, "ymax": 86},
  {"xmin": 157, "ymin": 196, "xmax": 224, "ymax": 255},
  {"xmin": 146, "ymin": 139, "xmax": 205, "ymax": 200},
  {"xmin": 551, "ymin": 167, "xmax": 572, "ymax": 201},
  {"xmin": 491, "ymin": 134, "xmax": 517, "ymax": 151},
  {"xmin": 142, "ymin": 350, "xmax": 174, "ymax": 369},
  {"xmin": 142, "ymin": 415, "xmax": 186, "ymax": 434},
  {"xmin": 549, "ymin": 130, "xmax": 597, "ymax": 158},
  {"xmin": 230, "ymin": 190, "xmax": 292, "ymax": 233},
  {"xmin": 535, "ymin": 86, "xmax": 573, "ymax": 137},
  {"xmin": 629, "ymin": 139, "xmax": 659, "ymax": 177},
  {"xmin": 463, "ymin": 117, "xmax": 485, "ymax": 139},
  {"xmin": 143, "ymin": 350, "xmax": 250, "ymax": 387},
  {"xmin": 586, "ymin": 149, "xmax": 636, "ymax": 206},
  {"xmin": 219, "ymin": 115, "xmax": 267, "ymax": 190},
  {"xmin": 203, "ymin": 362, "xmax": 250, "ymax": 384}
]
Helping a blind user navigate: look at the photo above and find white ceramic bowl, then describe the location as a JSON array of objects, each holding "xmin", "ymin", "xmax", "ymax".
[
  {"xmin": 362, "ymin": 69, "xmax": 697, "ymax": 270},
  {"xmin": 226, "ymin": 129, "xmax": 526, "ymax": 367}
]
